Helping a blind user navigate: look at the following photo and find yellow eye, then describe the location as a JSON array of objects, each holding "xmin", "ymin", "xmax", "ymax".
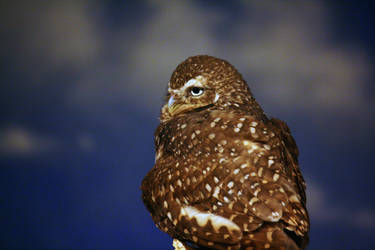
[{"xmin": 190, "ymin": 87, "xmax": 204, "ymax": 96}]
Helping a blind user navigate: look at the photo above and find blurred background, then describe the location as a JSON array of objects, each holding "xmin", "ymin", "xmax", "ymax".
[{"xmin": 1, "ymin": 1, "xmax": 374, "ymax": 249}]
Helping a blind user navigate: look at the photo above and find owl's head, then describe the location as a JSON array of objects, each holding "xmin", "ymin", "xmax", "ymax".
[{"xmin": 160, "ymin": 55, "xmax": 262, "ymax": 122}]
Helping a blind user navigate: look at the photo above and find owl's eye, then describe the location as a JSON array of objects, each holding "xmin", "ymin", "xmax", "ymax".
[{"xmin": 190, "ymin": 87, "xmax": 204, "ymax": 96}]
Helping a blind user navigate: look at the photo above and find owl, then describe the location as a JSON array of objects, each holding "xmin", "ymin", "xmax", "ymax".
[{"xmin": 141, "ymin": 55, "xmax": 309, "ymax": 250}]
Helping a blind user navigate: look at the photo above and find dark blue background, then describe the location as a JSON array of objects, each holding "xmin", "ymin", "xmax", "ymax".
[{"xmin": 1, "ymin": 1, "xmax": 374, "ymax": 249}]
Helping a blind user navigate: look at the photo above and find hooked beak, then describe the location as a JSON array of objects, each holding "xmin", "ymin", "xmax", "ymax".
[
  {"xmin": 168, "ymin": 95, "xmax": 180, "ymax": 115},
  {"xmin": 168, "ymin": 95, "xmax": 188, "ymax": 115},
  {"xmin": 168, "ymin": 95, "xmax": 175, "ymax": 108}
]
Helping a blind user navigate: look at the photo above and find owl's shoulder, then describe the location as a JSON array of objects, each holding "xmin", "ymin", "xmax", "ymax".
[{"xmin": 269, "ymin": 118, "xmax": 299, "ymax": 163}]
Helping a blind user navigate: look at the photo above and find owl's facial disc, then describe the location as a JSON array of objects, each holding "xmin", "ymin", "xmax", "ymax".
[{"xmin": 167, "ymin": 75, "xmax": 216, "ymax": 116}]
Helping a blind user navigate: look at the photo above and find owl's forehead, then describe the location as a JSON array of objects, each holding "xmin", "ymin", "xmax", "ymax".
[
  {"xmin": 168, "ymin": 55, "xmax": 241, "ymax": 91},
  {"xmin": 169, "ymin": 66, "xmax": 209, "ymax": 89},
  {"xmin": 169, "ymin": 56, "xmax": 220, "ymax": 88}
]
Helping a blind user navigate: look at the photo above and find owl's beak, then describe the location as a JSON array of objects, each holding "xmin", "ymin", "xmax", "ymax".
[
  {"xmin": 168, "ymin": 95, "xmax": 175, "ymax": 108},
  {"xmin": 168, "ymin": 95, "xmax": 182, "ymax": 115}
]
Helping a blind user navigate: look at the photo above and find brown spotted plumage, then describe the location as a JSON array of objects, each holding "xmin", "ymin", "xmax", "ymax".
[{"xmin": 142, "ymin": 55, "xmax": 309, "ymax": 249}]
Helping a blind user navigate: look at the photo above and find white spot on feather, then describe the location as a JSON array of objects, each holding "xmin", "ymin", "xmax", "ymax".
[
  {"xmin": 167, "ymin": 212, "xmax": 173, "ymax": 221},
  {"xmin": 177, "ymin": 179, "xmax": 182, "ymax": 187},
  {"xmin": 181, "ymin": 206, "xmax": 240, "ymax": 232},
  {"xmin": 264, "ymin": 145, "xmax": 271, "ymax": 150},
  {"xmin": 289, "ymin": 194, "xmax": 300, "ymax": 203},
  {"xmin": 214, "ymin": 176, "xmax": 219, "ymax": 183},
  {"xmin": 248, "ymin": 146, "xmax": 258, "ymax": 154},
  {"xmin": 269, "ymin": 211, "xmax": 281, "ymax": 222},
  {"xmin": 240, "ymin": 163, "xmax": 247, "ymax": 169},
  {"xmin": 273, "ymin": 173, "xmax": 280, "ymax": 181},
  {"xmin": 213, "ymin": 186, "xmax": 220, "ymax": 198},
  {"xmin": 205, "ymin": 183, "xmax": 212, "ymax": 192},
  {"xmin": 249, "ymin": 197, "xmax": 259, "ymax": 206}
]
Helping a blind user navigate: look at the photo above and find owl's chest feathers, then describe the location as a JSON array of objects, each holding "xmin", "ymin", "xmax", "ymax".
[{"xmin": 155, "ymin": 111, "xmax": 208, "ymax": 157}]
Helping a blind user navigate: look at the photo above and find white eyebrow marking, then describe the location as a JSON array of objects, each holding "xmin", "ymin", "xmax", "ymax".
[
  {"xmin": 184, "ymin": 77, "xmax": 204, "ymax": 89},
  {"xmin": 171, "ymin": 75, "xmax": 206, "ymax": 94}
]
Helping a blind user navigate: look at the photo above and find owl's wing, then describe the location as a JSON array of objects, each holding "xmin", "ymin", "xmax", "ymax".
[
  {"xmin": 270, "ymin": 118, "xmax": 307, "ymax": 204},
  {"xmin": 269, "ymin": 118, "xmax": 309, "ymax": 247},
  {"xmin": 142, "ymin": 155, "xmax": 244, "ymax": 249},
  {"xmin": 142, "ymin": 112, "xmax": 309, "ymax": 249}
]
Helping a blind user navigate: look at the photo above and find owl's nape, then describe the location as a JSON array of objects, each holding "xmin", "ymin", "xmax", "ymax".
[{"xmin": 142, "ymin": 55, "xmax": 309, "ymax": 250}]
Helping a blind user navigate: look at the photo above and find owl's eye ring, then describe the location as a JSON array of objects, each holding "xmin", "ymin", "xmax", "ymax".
[{"xmin": 189, "ymin": 87, "xmax": 204, "ymax": 96}]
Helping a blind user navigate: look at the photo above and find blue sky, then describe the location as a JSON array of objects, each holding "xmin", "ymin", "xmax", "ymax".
[{"xmin": 1, "ymin": 1, "xmax": 374, "ymax": 249}]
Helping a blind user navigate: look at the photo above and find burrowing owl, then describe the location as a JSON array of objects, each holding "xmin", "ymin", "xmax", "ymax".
[{"xmin": 141, "ymin": 55, "xmax": 309, "ymax": 249}]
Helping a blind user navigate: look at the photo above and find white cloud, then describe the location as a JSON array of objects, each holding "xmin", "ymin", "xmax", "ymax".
[
  {"xmin": 218, "ymin": 1, "xmax": 373, "ymax": 114},
  {"xmin": 67, "ymin": 1, "xmax": 223, "ymax": 112},
  {"xmin": 129, "ymin": 1, "xmax": 220, "ymax": 82},
  {"xmin": 0, "ymin": 126, "xmax": 58, "ymax": 156},
  {"xmin": 102, "ymin": 1, "xmax": 373, "ymax": 114},
  {"xmin": 352, "ymin": 209, "xmax": 375, "ymax": 229},
  {"xmin": 5, "ymin": 1, "xmax": 372, "ymax": 116},
  {"xmin": 127, "ymin": 1, "xmax": 219, "ymax": 109},
  {"xmin": 2, "ymin": 0, "xmax": 101, "ymax": 76},
  {"xmin": 307, "ymin": 182, "xmax": 375, "ymax": 229},
  {"xmin": 121, "ymin": 0, "xmax": 373, "ymax": 115},
  {"xmin": 0, "ymin": 127, "xmax": 96, "ymax": 156},
  {"xmin": 37, "ymin": 1, "xmax": 100, "ymax": 69},
  {"xmin": 76, "ymin": 133, "xmax": 96, "ymax": 152}
]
